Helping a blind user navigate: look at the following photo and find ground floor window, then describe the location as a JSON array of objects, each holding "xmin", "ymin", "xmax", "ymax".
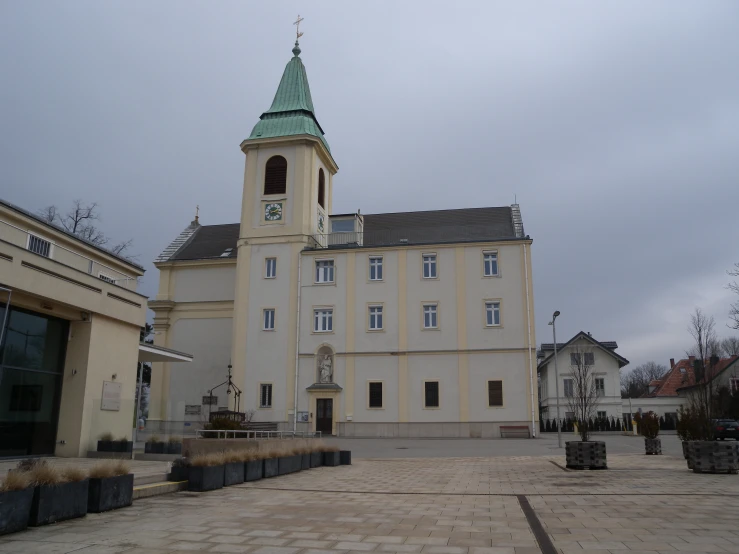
[
  {"xmin": 597, "ymin": 411, "xmax": 607, "ymax": 419},
  {"xmin": 260, "ymin": 383, "xmax": 273, "ymax": 408},
  {"xmin": 424, "ymin": 381, "xmax": 440, "ymax": 408},
  {"xmin": 368, "ymin": 382, "xmax": 383, "ymax": 408},
  {"xmin": 487, "ymin": 380, "xmax": 503, "ymax": 406}
]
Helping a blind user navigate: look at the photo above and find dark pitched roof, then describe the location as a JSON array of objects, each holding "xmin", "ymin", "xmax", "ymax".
[
  {"xmin": 158, "ymin": 205, "xmax": 527, "ymax": 262},
  {"xmin": 540, "ymin": 340, "xmax": 618, "ymax": 352},
  {"xmin": 537, "ymin": 331, "xmax": 630, "ymax": 369},
  {"xmin": 360, "ymin": 206, "xmax": 521, "ymax": 247},
  {"xmin": 0, "ymin": 198, "xmax": 144, "ymax": 271},
  {"xmin": 169, "ymin": 224, "xmax": 239, "ymax": 261}
]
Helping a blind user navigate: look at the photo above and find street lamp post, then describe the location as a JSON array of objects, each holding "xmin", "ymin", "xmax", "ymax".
[{"xmin": 549, "ymin": 310, "xmax": 563, "ymax": 448}]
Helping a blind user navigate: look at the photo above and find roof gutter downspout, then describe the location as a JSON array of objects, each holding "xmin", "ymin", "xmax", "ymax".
[
  {"xmin": 523, "ymin": 243, "xmax": 536, "ymax": 437},
  {"xmin": 292, "ymin": 250, "xmax": 302, "ymax": 433}
]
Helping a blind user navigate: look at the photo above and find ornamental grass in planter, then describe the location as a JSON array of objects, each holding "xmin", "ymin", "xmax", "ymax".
[
  {"xmin": 167, "ymin": 437, "xmax": 183, "ymax": 455},
  {"xmin": 640, "ymin": 411, "xmax": 662, "ymax": 455},
  {"xmin": 0, "ymin": 470, "xmax": 34, "ymax": 536},
  {"xmin": 277, "ymin": 446, "xmax": 302, "ymax": 475},
  {"xmin": 188, "ymin": 453, "xmax": 225, "ymax": 492},
  {"xmin": 223, "ymin": 450, "xmax": 245, "ymax": 486},
  {"xmin": 262, "ymin": 449, "xmax": 279, "ymax": 478},
  {"xmin": 322, "ymin": 445, "xmax": 341, "ymax": 467},
  {"xmin": 24, "ymin": 461, "xmax": 89, "ymax": 526},
  {"xmin": 244, "ymin": 452, "xmax": 264, "ymax": 482},
  {"xmin": 87, "ymin": 460, "xmax": 133, "ymax": 513},
  {"xmin": 113, "ymin": 436, "xmax": 133, "ymax": 454},
  {"xmin": 299, "ymin": 446, "xmax": 311, "ymax": 470},
  {"xmin": 169, "ymin": 457, "xmax": 191, "ymax": 482},
  {"xmin": 310, "ymin": 443, "xmax": 324, "ymax": 468},
  {"xmin": 97, "ymin": 431, "xmax": 115, "ymax": 453},
  {"xmin": 144, "ymin": 436, "xmax": 166, "ymax": 454}
]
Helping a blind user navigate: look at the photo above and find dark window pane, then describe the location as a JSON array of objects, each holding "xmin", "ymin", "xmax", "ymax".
[
  {"xmin": 369, "ymin": 382, "xmax": 383, "ymax": 408},
  {"xmin": 424, "ymin": 382, "xmax": 439, "ymax": 408},
  {"xmin": 1, "ymin": 310, "xmax": 66, "ymax": 372},
  {"xmin": 264, "ymin": 156, "xmax": 287, "ymax": 195},
  {"xmin": 488, "ymin": 380, "xmax": 503, "ymax": 406}
]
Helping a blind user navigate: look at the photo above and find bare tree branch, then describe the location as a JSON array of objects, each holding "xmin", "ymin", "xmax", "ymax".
[
  {"xmin": 36, "ymin": 205, "xmax": 59, "ymax": 225},
  {"xmin": 110, "ymin": 239, "xmax": 134, "ymax": 256},
  {"xmin": 719, "ymin": 337, "xmax": 739, "ymax": 357},
  {"xmin": 729, "ymin": 263, "xmax": 739, "ymax": 330},
  {"xmin": 686, "ymin": 308, "xmax": 721, "ymax": 440},
  {"xmin": 620, "ymin": 361, "xmax": 668, "ymax": 398},
  {"xmin": 565, "ymin": 346, "xmax": 600, "ymax": 441}
]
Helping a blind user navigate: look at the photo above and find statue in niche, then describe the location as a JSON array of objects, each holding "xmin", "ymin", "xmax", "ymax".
[{"xmin": 318, "ymin": 354, "xmax": 333, "ymax": 383}]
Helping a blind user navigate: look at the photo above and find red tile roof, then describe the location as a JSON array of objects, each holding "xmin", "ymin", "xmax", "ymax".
[{"xmin": 644, "ymin": 356, "xmax": 739, "ymax": 397}]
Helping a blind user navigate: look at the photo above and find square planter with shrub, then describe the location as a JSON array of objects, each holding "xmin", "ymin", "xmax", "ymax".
[
  {"xmin": 167, "ymin": 439, "xmax": 183, "ymax": 455},
  {"xmin": 301, "ymin": 452, "xmax": 311, "ymax": 470},
  {"xmin": 87, "ymin": 460, "xmax": 134, "ymax": 513},
  {"xmin": 323, "ymin": 449, "xmax": 340, "ymax": 467},
  {"xmin": 188, "ymin": 453, "xmax": 225, "ymax": 492},
  {"xmin": 310, "ymin": 451, "xmax": 323, "ymax": 468},
  {"xmin": 340, "ymin": 450, "xmax": 352, "ymax": 465},
  {"xmin": 19, "ymin": 461, "xmax": 90, "ymax": 526},
  {"xmin": 245, "ymin": 458, "xmax": 263, "ymax": 481},
  {"xmin": 144, "ymin": 437, "xmax": 165, "ymax": 454},
  {"xmin": 0, "ymin": 471, "xmax": 34, "ymax": 536},
  {"xmin": 169, "ymin": 457, "xmax": 191, "ymax": 482},
  {"xmin": 263, "ymin": 457, "xmax": 279, "ymax": 478},
  {"xmin": 114, "ymin": 438, "xmax": 133, "ymax": 454},
  {"xmin": 223, "ymin": 451, "xmax": 245, "ymax": 486}
]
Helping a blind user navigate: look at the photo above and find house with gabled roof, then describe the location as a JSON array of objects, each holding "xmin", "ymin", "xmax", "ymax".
[{"xmin": 537, "ymin": 331, "xmax": 629, "ymax": 421}]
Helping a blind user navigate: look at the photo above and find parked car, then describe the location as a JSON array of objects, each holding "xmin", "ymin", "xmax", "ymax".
[{"xmin": 714, "ymin": 419, "xmax": 739, "ymax": 440}]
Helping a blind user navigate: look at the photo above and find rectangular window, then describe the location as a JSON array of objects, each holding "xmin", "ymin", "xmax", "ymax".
[
  {"xmin": 265, "ymin": 258, "xmax": 277, "ymax": 278},
  {"xmin": 565, "ymin": 411, "xmax": 575, "ymax": 420},
  {"xmin": 369, "ymin": 256, "xmax": 383, "ymax": 281},
  {"xmin": 263, "ymin": 309, "xmax": 275, "ymax": 330},
  {"xmin": 260, "ymin": 384, "xmax": 273, "ymax": 408},
  {"xmin": 424, "ymin": 381, "xmax": 440, "ymax": 408},
  {"xmin": 98, "ymin": 273, "xmax": 116, "ymax": 284},
  {"xmin": 485, "ymin": 301, "xmax": 501, "ymax": 326},
  {"xmin": 487, "ymin": 380, "xmax": 503, "ymax": 407},
  {"xmin": 423, "ymin": 304, "xmax": 438, "ymax": 329},
  {"xmin": 483, "ymin": 251, "xmax": 499, "ymax": 276},
  {"xmin": 563, "ymin": 378, "xmax": 573, "ymax": 398},
  {"xmin": 570, "ymin": 352, "xmax": 595, "ymax": 366},
  {"xmin": 368, "ymin": 305, "xmax": 383, "ymax": 330},
  {"xmin": 202, "ymin": 395, "xmax": 218, "ymax": 405},
  {"xmin": 315, "ymin": 260, "xmax": 334, "ymax": 283},
  {"xmin": 731, "ymin": 378, "xmax": 739, "ymax": 395},
  {"xmin": 314, "ymin": 308, "xmax": 333, "ymax": 332},
  {"xmin": 422, "ymin": 254, "xmax": 437, "ymax": 278},
  {"xmin": 597, "ymin": 411, "xmax": 607, "ymax": 419},
  {"xmin": 368, "ymin": 382, "xmax": 383, "ymax": 408},
  {"xmin": 27, "ymin": 234, "xmax": 52, "ymax": 258},
  {"xmin": 185, "ymin": 405, "xmax": 201, "ymax": 415},
  {"xmin": 595, "ymin": 378, "xmax": 605, "ymax": 397}
]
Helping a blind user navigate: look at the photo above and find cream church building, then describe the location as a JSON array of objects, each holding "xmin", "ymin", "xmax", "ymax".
[{"xmin": 148, "ymin": 40, "xmax": 538, "ymax": 438}]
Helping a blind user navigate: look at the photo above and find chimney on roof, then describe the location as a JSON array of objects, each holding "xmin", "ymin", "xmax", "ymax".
[
  {"xmin": 670, "ymin": 358, "xmax": 675, "ymax": 369},
  {"xmin": 587, "ymin": 331, "xmax": 592, "ymax": 337}
]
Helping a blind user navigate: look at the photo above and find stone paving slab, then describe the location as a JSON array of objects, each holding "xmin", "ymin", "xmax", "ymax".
[{"xmin": 2, "ymin": 454, "xmax": 739, "ymax": 554}]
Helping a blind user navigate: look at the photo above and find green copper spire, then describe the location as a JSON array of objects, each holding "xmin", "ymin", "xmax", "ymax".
[{"xmin": 247, "ymin": 41, "xmax": 330, "ymax": 152}]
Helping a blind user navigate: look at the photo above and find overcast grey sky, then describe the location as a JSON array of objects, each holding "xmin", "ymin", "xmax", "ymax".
[{"xmin": 2, "ymin": 2, "xmax": 738, "ymax": 370}]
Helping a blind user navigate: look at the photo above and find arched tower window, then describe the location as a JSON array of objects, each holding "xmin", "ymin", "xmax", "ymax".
[
  {"xmin": 318, "ymin": 168, "xmax": 326, "ymax": 209},
  {"xmin": 264, "ymin": 156, "xmax": 287, "ymax": 195}
]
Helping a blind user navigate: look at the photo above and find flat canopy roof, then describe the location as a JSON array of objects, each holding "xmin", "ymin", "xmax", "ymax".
[{"xmin": 138, "ymin": 342, "xmax": 193, "ymax": 363}]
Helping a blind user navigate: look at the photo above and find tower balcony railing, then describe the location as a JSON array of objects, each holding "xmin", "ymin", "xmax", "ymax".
[{"xmin": 310, "ymin": 225, "xmax": 518, "ymax": 249}]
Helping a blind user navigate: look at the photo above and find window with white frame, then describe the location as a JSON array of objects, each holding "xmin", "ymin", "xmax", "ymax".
[
  {"xmin": 597, "ymin": 411, "xmax": 607, "ymax": 419},
  {"xmin": 368, "ymin": 305, "xmax": 383, "ymax": 330},
  {"xmin": 369, "ymin": 256, "xmax": 383, "ymax": 281},
  {"xmin": 595, "ymin": 378, "xmax": 605, "ymax": 397},
  {"xmin": 423, "ymin": 304, "xmax": 438, "ymax": 329},
  {"xmin": 314, "ymin": 308, "xmax": 333, "ymax": 332},
  {"xmin": 483, "ymin": 251, "xmax": 499, "ymax": 276},
  {"xmin": 315, "ymin": 260, "xmax": 334, "ymax": 283},
  {"xmin": 485, "ymin": 301, "xmax": 501, "ymax": 326},
  {"xmin": 422, "ymin": 254, "xmax": 437, "ymax": 278},
  {"xmin": 27, "ymin": 234, "xmax": 52, "ymax": 258},
  {"xmin": 563, "ymin": 378, "xmax": 574, "ymax": 397},
  {"xmin": 265, "ymin": 258, "xmax": 277, "ymax": 278},
  {"xmin": 570, "ymin": 352, "xmax": 595, "ymax": 366},
  {"xmin": 263, "ymin": 309, "xmax": 275, "ymax": 330},
  {"xmin": 260, "ymin": 383, "xmax": 273, "ymax": 408}
]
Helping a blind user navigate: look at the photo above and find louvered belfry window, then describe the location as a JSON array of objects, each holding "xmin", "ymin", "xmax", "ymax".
[
  {"xmin": 264, "ymin": 155, "xmax": 287, "ymax": 195},
  {"xmin": 318, "ymin": 168, "xmax": 326, "ymax": 208}
]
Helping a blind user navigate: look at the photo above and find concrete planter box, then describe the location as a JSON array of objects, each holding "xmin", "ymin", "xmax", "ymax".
[
  {"xmin": 340, "ymin": 451, "xmax": 352, "ymax": 465},
  {"xmin": 113, "ymin": 441, "xmax": 133, "ymax": 453},
  {"xmin": 168, "ymin": 465, "xmax": 190, "ymax": 482},
  {"xmin": 187, "ymin": 466, "xmax": 224, "ymax": 492},
  {"xmin": 30, "ymin": 480, "xmax": 89, "ymax": 526},
  {"xmin": 645, "ymin": 438, "xmax": 662, "ymax": 455},
  {"xmin": 301, "ymin": 453, "xmax": 311, "ymax": 470},
  {"xmin": 278, "ymin": 455, "xmax": 301, "ymax": 475},
  {"xmin": 97, "ymin": 440, "xmax": 114, "ymax": 452},
  {"xmin": 263, "ymin": 458, "xmax": 279, "ymax": 478},
  {"xmin": 310, "ymin": 452, "xmax": 323, "ymax": 468},
  {"xmin": 224, "ymin": 462, "xmax": 244, "ymax": 486},
  {"xmin": 323, "ymin": 451, "xmax": 340, "ymax": 467},
  {"xmin": 0, "ymin": 488, "xmax": 34, "ymax": 536},
  {"xmin": 245, "ymin": 460, "xmax": 263, "ymax": 481},
  {"xmin": 167, "ymin": 443, "xmax": 182, "ymax": 455},
  {"xmin": 690, "ymin": 441, "xmax": 739, "ymax": 474},
  {"xmin": 682, "ymin": 440, "xmax": 690, "ymax": 460},
  {"xmin": 145, "ymin": 442, "xmax": 166, "ymax": 454},
  {"xmin": 565, "ymin": 441, "xmax": 607, "ymax": 470},
  {"xmin": 87, "ymin": 474, "xmax": 134, "ymax": 513}
]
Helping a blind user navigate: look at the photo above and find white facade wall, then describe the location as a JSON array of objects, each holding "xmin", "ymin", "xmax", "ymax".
[{"xmin": 173, "ymin": 266, "xmax": 236, "ymax": 302}]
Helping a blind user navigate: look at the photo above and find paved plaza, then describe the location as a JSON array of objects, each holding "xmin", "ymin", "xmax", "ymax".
[{"xmin": 2, "ymin": 437, "xmax": 739, "ymax": 554}]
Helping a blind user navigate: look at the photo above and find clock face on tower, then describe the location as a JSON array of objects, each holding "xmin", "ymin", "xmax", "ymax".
[{"xmin": 264, "ymin": 202, "xmax": 283, "ymax": 221}]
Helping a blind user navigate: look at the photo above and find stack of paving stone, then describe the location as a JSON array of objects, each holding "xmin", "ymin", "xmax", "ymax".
[
  {"xmin": 565, "ymin": 441, "xmax": 607, "ymax": 470},
  {"xmin": 691, "ymin": 441, "xmax": 739, "ymax": 474}
]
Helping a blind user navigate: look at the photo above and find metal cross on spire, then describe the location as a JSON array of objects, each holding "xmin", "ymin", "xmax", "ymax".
[{"xmin": 294, "ymin": 15, "xmax": 304, "ymax": 40}]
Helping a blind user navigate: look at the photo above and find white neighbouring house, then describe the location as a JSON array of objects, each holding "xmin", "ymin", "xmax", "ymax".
[
  {"xmin": 146, "ymin": 39, "xmax": 539, "ymax": 438},
  {"xmin": 537, "ymin": 331, "xmax": 629, "ymax": 422}
]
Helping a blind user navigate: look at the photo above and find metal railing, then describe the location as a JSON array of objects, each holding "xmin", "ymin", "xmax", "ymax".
[
  {"xmin": 194, "ymin": 429, "xmax": 322, "ymax": 440},
  {"xmin": 0, "ymin": 218, "xmax": 137, "ymax": 289},
  {"xmin": 310, "ymin": 225, "xmax": 519, "ymax": 250}
]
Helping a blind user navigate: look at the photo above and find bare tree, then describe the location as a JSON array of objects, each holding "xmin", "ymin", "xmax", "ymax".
[
  {"xmin": 728, "ymin": 263, "xmax": 739, "ymax": 330},
  {"xmin": 686, "ymin": 308, "xmax": 721, "ymax": 440},
  {"xmin": 37, "ymin": 200, "xmax": 133, "ymax": 257},
  {"xmin": 566, "ymin": 346, "xmax": 600, "ymax": 441},
  {"xmin": 620, "ymin": 361, "xmax": 668, "ymax": 398},
  {"xmin": 719, "ymin": 337, "xmax": 739, "ymax": 358}
]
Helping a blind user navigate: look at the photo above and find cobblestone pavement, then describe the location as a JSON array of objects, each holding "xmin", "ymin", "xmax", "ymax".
[{"xmin": 2, "ymin": 453, "xmax": 738, "ymax": 554}]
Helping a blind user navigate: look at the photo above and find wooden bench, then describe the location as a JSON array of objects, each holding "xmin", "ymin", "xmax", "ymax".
[{"xmin": 500, "ymin": 425, "xmax": 531, "ymax": 438}]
